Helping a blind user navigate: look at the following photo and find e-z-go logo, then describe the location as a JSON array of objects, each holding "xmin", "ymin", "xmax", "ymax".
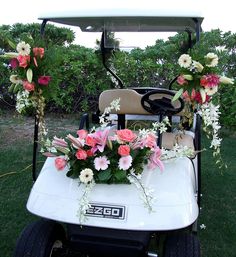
[{"xmin": 85, "ymin": 203, "xmax": 126, "ymax": 220}]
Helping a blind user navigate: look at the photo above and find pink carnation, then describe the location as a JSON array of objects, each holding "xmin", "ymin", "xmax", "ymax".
[
  {"xmin": 38, "ymin": 76, "xmax": 51, "ymax": 86},
  {"xmin": 10, "ymin": 58, "xmax": 19, "ymax": 69},
  {"xmin": 200, "ymin": 74, "xmax": 219, "ymax": 88},
  {"xmin": 55, "ymin": 157, "xmax": 67, "ymax": 171}
]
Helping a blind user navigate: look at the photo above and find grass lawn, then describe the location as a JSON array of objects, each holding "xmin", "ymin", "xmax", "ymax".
[{"xmin": 0, "ymin": 112, "xmax": 236, "ymax": 257}]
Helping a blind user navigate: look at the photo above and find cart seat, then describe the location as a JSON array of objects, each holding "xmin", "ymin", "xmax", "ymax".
[{"xmin": 99, "ymin": 89, "xmax": 195, "ymax": 150}]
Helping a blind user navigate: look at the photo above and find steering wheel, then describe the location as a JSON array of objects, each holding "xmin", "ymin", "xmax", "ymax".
[{"xmin": 141, "ymin": 89, "xmax": 184, "ymax": 115}]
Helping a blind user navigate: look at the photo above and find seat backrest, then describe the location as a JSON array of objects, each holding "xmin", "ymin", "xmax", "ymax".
[{"xmin": 99, "ymin": 89, "xmax": 183, "ymax": 115}]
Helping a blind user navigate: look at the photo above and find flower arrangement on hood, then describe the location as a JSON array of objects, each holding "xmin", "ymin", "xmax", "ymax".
[
  {"xmin": 44, "ymin": 99, "xmax": 168, "ymax": 221},
  {"xmin": 52, "ymin": 126, "xmax": 163, "ymax": 183},
  {"xmin": 48, "ymin": 121, "xmax": 164, "ymax": 185},
  {"xmin": 174, "ymin": 52, "xmax": 234, "ymax": 168}
]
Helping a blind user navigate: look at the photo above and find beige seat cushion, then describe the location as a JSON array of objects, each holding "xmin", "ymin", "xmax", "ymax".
[{"xmin": 99, "ymin": 89, "xmax": 183, "ymax": 115}]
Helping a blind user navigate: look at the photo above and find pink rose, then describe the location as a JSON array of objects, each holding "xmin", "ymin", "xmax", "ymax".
[
  {"xmin": 144, "ymin": 133, "xmax": 157, "ymax": 149},
  {"xmin": 86, "ymin": 149, "xmax": 94, "ymax": 157},
  {"xmin": 23, "ymin": 81, "xmax": 35, "ymax": 92},
  {"xmin": 75, "ymin": 149, "xmax": 87, "ymax": 160},
  {"xmin": 77, "ymin": 129, "xmax": 88, "ymax": 139},
  {"xmin": 118, "ymin": 145, "xmax": 130, "ymax": 156},
  {"xmin": 33, "ymin": 47, "xmax": 44, "ymax": 58},
  {"xmin": 38, "ymin": 76, "xmax": 51, "ymax": 86},
  {"xmin": 55, "ymin": 157, "xmax": 67, "ymax": 171},
  {"xmin": 17, "ymin": 55, "xmax": 30, "ymax": 68},
  {"xmin": 85, "ymin": 135, "xmax": 96, "ymax": 147},
  {"xmin": 10, "ymin": 58, "xmax": 19, "ymax": 69},
  {"xmin": 116, "ymin": 129, "xmax": 137, "ymax": 143},
  {"xmin": 177, "ymin": 75, "xmax": 187, "ymax": 85}
]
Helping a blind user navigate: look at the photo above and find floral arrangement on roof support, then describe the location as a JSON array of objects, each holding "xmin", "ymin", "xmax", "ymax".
[
  {"xmin": 174, "ymin": 52, "xmax": 234, "ymax": 168},
  {"xmin": 1, "ymin": 40, "xmax": 57, "ymax": 145}
]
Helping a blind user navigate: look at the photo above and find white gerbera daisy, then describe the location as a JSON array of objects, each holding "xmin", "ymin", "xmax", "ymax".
[
  {"xmin": 16, "ymin": 41, "xmax": 31, "ymax": 56},
  {"xmin": 178, "ymin": 54, "xmax": 192, "ymax": 68},
  {"xmin": 79, "ymin": 168, "xmax": 94, "ymax": 184},
  {"xmin": 205, "ymin": 86, "xmax": 218, "ymax": 96}
]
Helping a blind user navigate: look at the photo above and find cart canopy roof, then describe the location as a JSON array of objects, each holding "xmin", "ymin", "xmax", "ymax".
[{"xmin": 39, "ymin": 7, "xmax": 203, "ymax": 33}]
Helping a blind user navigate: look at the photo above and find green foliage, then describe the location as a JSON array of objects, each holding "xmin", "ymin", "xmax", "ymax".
[{"xmin": 0, "ymin": 24, "xmax": 235, "ymax": 128}]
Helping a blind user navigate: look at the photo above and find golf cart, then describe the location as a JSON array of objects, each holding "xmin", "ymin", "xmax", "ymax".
[{"xmin": 14, "ymin": 7, "xmax": 203, "ymax": 257}]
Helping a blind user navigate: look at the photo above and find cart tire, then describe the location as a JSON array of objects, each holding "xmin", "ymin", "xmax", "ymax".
[
  {"xmin": 13, "ymin": 219, "xmax": 66, "ymax": 257},
  {"xmin": 164, "ymin": 233, "xmax": 200, "ymax": 257}
]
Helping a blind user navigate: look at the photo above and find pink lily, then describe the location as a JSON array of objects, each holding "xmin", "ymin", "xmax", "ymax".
[
  {"xmin": 92, "ymin": 128, "xmax": 110, "ymax": 153},
  {"xmin": 67, "ymin": 134, "xmax": 84, "ymax": 148},
  {"xmin": 148, "ymin": 146, "xmax": 164, "ymax": 171},
  {"xmin": 52, "ymin": 136, "xmax": 68, "ymax": 148}
]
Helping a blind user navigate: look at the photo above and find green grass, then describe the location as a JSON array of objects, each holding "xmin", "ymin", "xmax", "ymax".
[
  {"xmin": 0, "ymin": 112, "xmax": 236, "ymax": 257},
  {"xmin": 199, "ymin": 136, "xmax": 236, "ymax": 256}
]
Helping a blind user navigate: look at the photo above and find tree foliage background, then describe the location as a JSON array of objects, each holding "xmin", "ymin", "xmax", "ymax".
[{"xmin": 0, "ymin": 23, "xmax": 235, "ymax": 129}]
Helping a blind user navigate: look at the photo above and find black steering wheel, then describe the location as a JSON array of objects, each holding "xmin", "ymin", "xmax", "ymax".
[{"xmin": 141, "ymin": 89, "xmax": 184, "ymax": 115}]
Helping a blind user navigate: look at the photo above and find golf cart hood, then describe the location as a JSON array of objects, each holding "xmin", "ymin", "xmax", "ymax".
[
  {"xmin": 27, "ymin": 157, "xmax": 199, "ymax": 231},
  {"xmin": 39, "ymin": 7, "xmax": 203, "ymax": 32}
]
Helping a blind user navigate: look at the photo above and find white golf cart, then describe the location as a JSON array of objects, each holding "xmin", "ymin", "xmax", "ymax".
[{"xmin": 14, "ymin": 7, "xmax": 203, "ymax": 257}]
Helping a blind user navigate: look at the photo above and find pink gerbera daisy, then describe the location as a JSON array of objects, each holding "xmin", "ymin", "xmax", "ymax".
[
  {"xmin": 118, "ymin": 155, "xmax": 132, "ymax": 171},
  {"xmin": 94, "ymin": 156, "xmax": 110, "ymax": 171}
]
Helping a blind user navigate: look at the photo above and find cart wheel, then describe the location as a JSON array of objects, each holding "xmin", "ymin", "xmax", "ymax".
[
  {"xmin": 164, "ymin": 233, "xmax": 200, "ymax": 257},
  {"xmin": 13, "ymin": 219, "xmax": 66, "ymax": 257}
]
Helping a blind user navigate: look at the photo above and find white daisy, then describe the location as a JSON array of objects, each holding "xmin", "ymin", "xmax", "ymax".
[
  {"xmin": 79, "ymin": 168, "xmax": 94, "ymax": 184},
  {"xmin": 16, "ymin": 41, "xmax": 31, "ymax": 56},
  {"xmin": 205, "ymin": 86, "xmax": 218, "ymax": 96},
  {"xmin": 178, "ymin": 54, "xmax": 192, "ymax": 68}
]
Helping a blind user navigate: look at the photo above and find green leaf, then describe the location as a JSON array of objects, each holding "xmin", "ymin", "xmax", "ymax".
[
  {"xmin": 172, "ymin": 88, "xmax": 183, "ymax": 102},
  {"xmin": 114, "ymin": 170, "xmax": 126, "ymax": 181},
  {"xmin": 7, "ymin": 39, "xmax": 16, "ymax": 49},
  {"xmin": 66, "ymin": 169, "xmax": 75, "ymax": 178},
  {"xmin": 97, "ymin": 169, "xmax": 112, "ymax": 182},
  {"xmin": 8, "ymin": 84, "xmax": 15, "ymax": 93},
  {"xmin": 26, "ymin": 68, "xmax": 33, "ymax": 83},
  {"xmin": 13, "ymin": 84, "xmax": 21, "ymax": 93}
]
